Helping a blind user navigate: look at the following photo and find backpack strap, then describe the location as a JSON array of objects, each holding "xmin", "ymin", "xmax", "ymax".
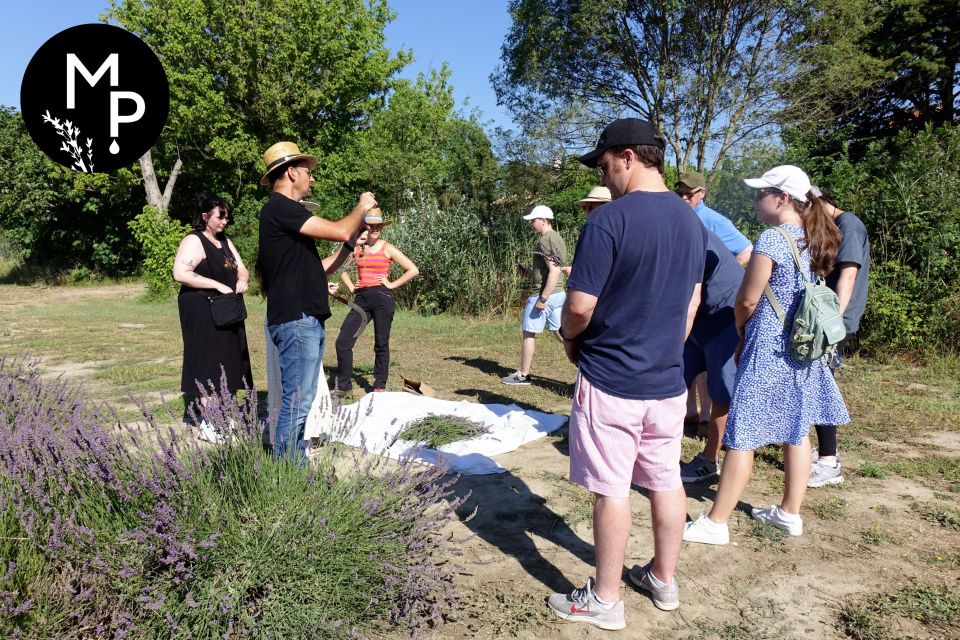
[{"xmin": 762, "ymin": 226, "xmax": 803, "ymax": 328}]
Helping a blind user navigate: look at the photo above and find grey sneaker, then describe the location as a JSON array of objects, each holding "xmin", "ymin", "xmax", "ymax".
[
  {"xmin": 680, "ymin": 453, "xmax": 719, "ymax": 483},
  {"xmin": 808, "ymin": 460, "xmax": 844, "ymax": 487},
  {"xmin": 501, "ymin": 371, "xmax": 531, "ymax": 385},
  {"xmin": 751, "ymin": 505, "xmax": 803, "ymax": 536},
  {"xmin": 682, "ymin": 512, "xmax": 730, "ymax": 545},
  {"xmin": 628, "ymin": 562, "xmax": 679, "ymax": 611},
  {"xmin": 547, "ymin": 577, "xmax": 625, "ymax": 630}
]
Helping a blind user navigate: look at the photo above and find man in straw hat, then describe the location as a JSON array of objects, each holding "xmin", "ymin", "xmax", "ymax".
[
  {"xmin": 576, "ymin": 185, "xmax": 612, "ymax": 219},
  {"xmin": 257, "ymin": 141, "xmax": 375, "ymax": 459},
  {"xmin": 546, "ymin": 118, "xmax": 705, "ymax": 629}
]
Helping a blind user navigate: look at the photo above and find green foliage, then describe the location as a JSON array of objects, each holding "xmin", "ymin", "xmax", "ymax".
[
  {"xmin": 0, "ymin": 107, "xmax": 144, "ymax": 279},
  {"xmin": 840, "ymin": 584, "xmax": 960, "ymax": 640},
  {"xmin": 399, "ymin": 414, "xmax": 490, "ymax": 449},
  {"xmin": 129, "ymin": 207, "xmax": 190, "ymax": 299},
  {"xmin": 383, "ymin": 196, "xmax": 531, "ymax": 316}
]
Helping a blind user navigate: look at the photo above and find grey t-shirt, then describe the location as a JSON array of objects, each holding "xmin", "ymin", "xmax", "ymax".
[{"xmin": 826, "ymin": 211, "xmax": 870, "ymax": 333}]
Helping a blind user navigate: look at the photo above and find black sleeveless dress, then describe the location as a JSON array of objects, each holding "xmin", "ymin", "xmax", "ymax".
[{"xmin": 178, "ymin": 231, "xmax": 253, "ymax": 395}]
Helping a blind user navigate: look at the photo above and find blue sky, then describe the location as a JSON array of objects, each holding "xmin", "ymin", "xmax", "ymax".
[{"xmin": 1, "ymin": 0, "xmax": 516, "ymax": 131}]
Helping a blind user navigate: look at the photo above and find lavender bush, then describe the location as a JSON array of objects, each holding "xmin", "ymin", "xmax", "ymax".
[{"xmin": 0, "ymin": 357, "xmax": 462, "ymax": 638}]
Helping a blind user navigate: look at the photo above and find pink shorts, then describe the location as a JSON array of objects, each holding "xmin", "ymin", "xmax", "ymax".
[{"xmin": 569, "ymin": 373, "xmax": 686, "ymax": 497}]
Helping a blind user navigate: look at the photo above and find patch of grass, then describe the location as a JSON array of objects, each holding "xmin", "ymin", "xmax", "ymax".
[
  {"xmin": 886, "ymin": 456, "xmax": 960, "ymax": 493},
  {"xmin": 812, "ymin": 497, "xmax": 848, "ymax": 520},
  {"xmin": 860, "ymin": 524, "xmax": 902, "ymax": 546},
  {"xmin": 870, "ymin": 503, "xmax": 893, "ymax": 516},
  {"xmin": 918, "ymin": 550, "xmax": 960, "ymax": 567},
  {"xmin": 913, "ymin": 503, "xmax": 960, "ymax": 531},
  {"xmin": 746, "ymin": 521, "xmax": 788, "ymax": 544},
  {"xmin": 841, "ymin": 584, "xmax": 960, "ymax": 640},
  {"xmin": 353, "ymin": 363, "xmax": 375, "ymax": 376},
  {"xmin": 859, "ymin": 461, "xmax": 891, "ymax": 479},
  {"xmin": 398, "ymin": 414, "xmax": 490, "ymax": 448}
]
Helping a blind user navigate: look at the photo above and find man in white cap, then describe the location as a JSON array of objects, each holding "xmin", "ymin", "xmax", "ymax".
[
  {"xmin": 257, "ymin": 141, "xmax": 375, "ymax": 459},
  {"xmin": 547, "ymin": 118, "xmax": 705, "ymax": 629},
  {"xmin": 501, "ymin": 204, "xmax": 567, "ymax": 385}
]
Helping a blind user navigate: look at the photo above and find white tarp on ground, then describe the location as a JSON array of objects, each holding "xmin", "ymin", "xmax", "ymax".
[
  {"xmin": 265, "ymin": 321, "xmax": 568, "ymax": 474},
  {"xmin": 329, "ymin": 392, "xmax": 568, "ymax": 475}
]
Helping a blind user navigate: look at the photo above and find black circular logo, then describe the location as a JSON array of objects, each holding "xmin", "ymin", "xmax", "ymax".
[{"xmin": 20, "ymin": 24, "xmax": 169, "ymax": 173}]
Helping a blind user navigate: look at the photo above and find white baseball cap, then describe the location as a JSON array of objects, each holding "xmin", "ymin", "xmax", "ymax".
[
  {"xmin": 743, "ymin": 165, "xmax": 811, "ymax": 203},
  {"xmin": 522, "ymin": 204, "xmax": 554, "ymax": 220}
]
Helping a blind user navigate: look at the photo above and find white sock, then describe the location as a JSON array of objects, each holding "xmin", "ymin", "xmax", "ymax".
[
  {"xmin": 646, "ymin": 569, "xmax": 670, "ymax": 588},
  {"xmin": 592, "ymin": 592, "xmax": 616, "ymax": 608},
  {"xmin": 776, "ymin": 506, "xmax": 801, "ymax": 521}
]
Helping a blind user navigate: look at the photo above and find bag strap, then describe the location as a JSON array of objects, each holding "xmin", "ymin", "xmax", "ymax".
[{"xmin": 762, "ymin": 226, "xmax": 803, "ymax": 327}]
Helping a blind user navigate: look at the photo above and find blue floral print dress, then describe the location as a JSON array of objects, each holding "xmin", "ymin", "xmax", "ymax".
[{"xmin": 724, "ymin": 224, "xmax": 849, "ymax": 450}]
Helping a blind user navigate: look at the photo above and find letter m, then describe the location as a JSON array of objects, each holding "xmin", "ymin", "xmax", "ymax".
[{"xmin": 66, "ymin": 53, "xmax": 118, "ymax": 109}]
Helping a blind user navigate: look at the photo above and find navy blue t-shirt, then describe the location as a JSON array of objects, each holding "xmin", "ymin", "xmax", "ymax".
[
  {"xmin": 699, "ymin": 230, "xmax": 743, "ymax": 315},
  {"xmin": 567, "ymin": 190, "xmax": 707, "ymax": 400}
]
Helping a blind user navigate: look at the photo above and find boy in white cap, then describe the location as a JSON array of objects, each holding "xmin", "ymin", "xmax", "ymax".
[{"xmin": 501, "ymin": 205, "xmax": 567, "ymax": 385}]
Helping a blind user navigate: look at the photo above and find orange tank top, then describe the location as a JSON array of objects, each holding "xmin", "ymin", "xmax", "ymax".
[{"xmin": 355, "ymin": 244, "xmax": 392, "ymax": 288}]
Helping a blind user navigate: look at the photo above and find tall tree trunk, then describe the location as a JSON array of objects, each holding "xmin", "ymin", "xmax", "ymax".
[{"xmin": 138, "ymin": 149, "xmax": 183, "ymax": 215}]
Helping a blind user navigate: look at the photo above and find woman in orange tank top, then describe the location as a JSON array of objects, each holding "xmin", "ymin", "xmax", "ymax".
[{"xmin": 334, "ymin": 209, "xmax": 419, "ymax": 394}]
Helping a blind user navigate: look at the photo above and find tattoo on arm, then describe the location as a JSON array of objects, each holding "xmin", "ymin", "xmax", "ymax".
[{"xmin": 179, "ymin": 258, "xmax": 195, "ymax": 268}]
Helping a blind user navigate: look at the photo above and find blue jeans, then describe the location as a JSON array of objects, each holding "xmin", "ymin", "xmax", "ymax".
[{"xmin": 267, "ymin": 313, "xmax": 324, "ymax": 460}]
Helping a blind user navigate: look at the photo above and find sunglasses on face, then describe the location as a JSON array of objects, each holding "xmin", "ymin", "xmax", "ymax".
[
  {"xmin": 675, "ymin": 189, "xmax": 702, "ymax": 199},
  {"xmin": 753, "ymin": 188, "xmax": 781, "ymax": 201}
]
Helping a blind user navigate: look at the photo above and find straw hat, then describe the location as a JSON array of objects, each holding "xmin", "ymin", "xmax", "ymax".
[
  {"xmin": 576, "ymin": 186, "xmax": 612, "ymax": 207},
  {"xmin": 259, "ymin": 141, "xmax": 318, "ymax": 186},
  {"xmin": 363, "ymin": 208, "xmax": 392, "ymax": 227}
]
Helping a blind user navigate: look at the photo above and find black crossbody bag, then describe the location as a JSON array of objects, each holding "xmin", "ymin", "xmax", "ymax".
[{"xmin": 208, "ymin": 292, "xmax": 247, "ymax": 328}]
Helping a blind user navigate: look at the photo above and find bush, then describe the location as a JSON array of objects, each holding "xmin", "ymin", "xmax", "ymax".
[
  {"xmin": 0, "ymin": 358, "xmax": 461, "ymax": 638},
  {"xmin": 129, "ymin": 207, "xmax": 191, "ymax": 300}
]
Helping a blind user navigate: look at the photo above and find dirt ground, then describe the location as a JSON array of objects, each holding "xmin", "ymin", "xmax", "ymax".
[
  {"xmin": 425, "ymin": 424, "xmax": 960, "ymax": 640},
  {"xmin": 2, "ymin": 283, "xmax": 958, "ymax": 639}
]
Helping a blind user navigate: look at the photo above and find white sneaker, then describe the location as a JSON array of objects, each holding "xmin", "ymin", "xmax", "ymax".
[
  {"xmin": 808, "ymin": 460, "xmax": 844, "ymax": 487},
  {"xmin": 751, "ymin": 505, "xmax": 803, "ymax": 536},
  {"xmin": 501, "ymin": 371, "xmax": 531, "ymax": 385},
  {"xmin": 682, "ymin": 512, "xmax": 729, "ymax": 545}
]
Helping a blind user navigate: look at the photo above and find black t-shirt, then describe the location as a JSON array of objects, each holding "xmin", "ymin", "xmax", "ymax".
[{"xmin": 258, "ymin": 192, "xmax": 330, "ymax": 326}]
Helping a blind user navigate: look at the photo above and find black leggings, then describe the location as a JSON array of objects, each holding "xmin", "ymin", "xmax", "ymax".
[
  {"xmin": 814, "ymin": 333, "xmax": 853, "ymax": 457},
  {"xmin": 335, "ymin": 286, "xmax": 395, "ymax": 390}
]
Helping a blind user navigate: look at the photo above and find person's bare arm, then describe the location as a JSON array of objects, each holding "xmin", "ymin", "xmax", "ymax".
[
  {"xmin": 735, "ymin": 244, "xmax": 753, "ymax": 267},
  {"xmin": 226, "ymin": 238, "xmax": 249, "ymax": 294},
  {"xmin": 341, "ymin": 270, "xmax": 356, "ymax": 294},
  {"xmin": 321, "ymin": 244, "xmax": 354, "ymax": 274},
  {"xmin": 559, "ymin": 288, "xmax": 598, "ymax": 364},
  {"xmin": 379, "ymin": 244, "xmax": 419, "ymax": 290},
  {"xmin": 685, "ymin": 283, "xmax": 702, "ymax": 339},
  {"xmin": 833, "ymin": 263, "xmax": 859, "ymax": 314},
  {"xmin": 172, "ymin": 235, "xmax": 232, "ymax": 294},
  {"xmin": 735, "ymin": 253, "xmax": 774, "ymax": 335},
  {"xmin": 535, "ymin": 260, "xmax": 562, "ymax": 310},
  {"xmin": 299, "ymin": 192, "xmax": 376, "ymax": 241}
]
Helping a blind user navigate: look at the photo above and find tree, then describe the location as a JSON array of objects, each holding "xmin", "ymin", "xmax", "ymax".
[
  {"xmin": 493, "ymin": 0, "xmax": 809, "ymax": 176},
  {"xmin": 107, "ymin": 0, "xmax": 411, "ymax": 214},
  {"xmin": 0, "ymin": 107, "xmax": 143, "ymax": 277},
  {"xmin": 783, "ymin": 0, "xmax": 959, "ymax": 155},
  {"xmin": 349, "ymin": 67, "xmax": 499, "ymax": 212}
]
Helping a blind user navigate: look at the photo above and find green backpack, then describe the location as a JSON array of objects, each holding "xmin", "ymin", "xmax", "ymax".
[{"xmin": 763, "ymin": 226, "xmax": 846, "ymax": 362}]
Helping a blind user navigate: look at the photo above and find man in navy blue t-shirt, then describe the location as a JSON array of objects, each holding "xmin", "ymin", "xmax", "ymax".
[{"xmin": 546, "ymin": 119, "xmax": 705, "ymax": 629}]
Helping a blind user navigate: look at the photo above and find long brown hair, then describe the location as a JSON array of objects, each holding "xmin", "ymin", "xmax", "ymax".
[{"xmin": 801, "ymin": 193, "xmax": 841, "ymax": 277}]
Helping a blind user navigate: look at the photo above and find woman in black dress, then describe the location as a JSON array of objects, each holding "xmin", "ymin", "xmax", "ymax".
[{"xmin": 173, "ymin": 196, "xmax": 253, "ymax": 413}]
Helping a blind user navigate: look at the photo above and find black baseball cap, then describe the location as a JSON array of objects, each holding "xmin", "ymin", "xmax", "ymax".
[{"xmin": 578, "ymin": 118, "xmax": 664, "ymax": 167}]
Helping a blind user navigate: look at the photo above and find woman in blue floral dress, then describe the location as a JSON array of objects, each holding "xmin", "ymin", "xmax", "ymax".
[{"xmin": 684, "ymin": 165, "xmax": 849, "ymax": 544}]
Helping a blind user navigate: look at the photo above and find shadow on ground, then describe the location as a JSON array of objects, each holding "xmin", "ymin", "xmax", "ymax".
[{"xmin": 448, "ymin": 469, "xmax": 596, "ymax": 594}]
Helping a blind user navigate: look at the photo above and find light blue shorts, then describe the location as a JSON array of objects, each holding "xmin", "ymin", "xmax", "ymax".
[{"xmin": 522, "ymin": 291, "xmax": 565, "ymax": 333}]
